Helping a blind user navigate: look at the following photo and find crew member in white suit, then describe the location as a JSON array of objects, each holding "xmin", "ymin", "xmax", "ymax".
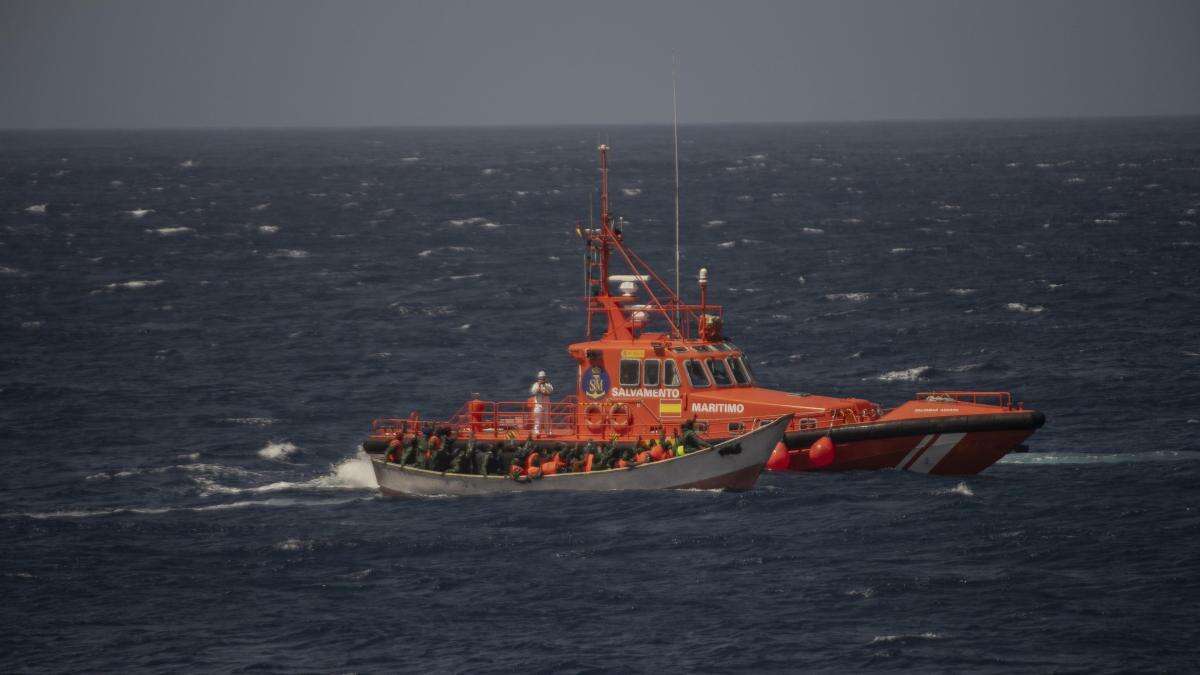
[{"xmin": 530, "ymin": 370, "xmax": 554, "ymax": 436}]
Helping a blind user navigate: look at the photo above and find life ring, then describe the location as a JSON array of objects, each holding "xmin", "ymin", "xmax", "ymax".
[
  {"xmin": 583, "ymin": 404, "xmax": 605, "ymax": 434},
  {"xmin": 609, "ymin": 403, "xmax": 633, "ymax": 434}
]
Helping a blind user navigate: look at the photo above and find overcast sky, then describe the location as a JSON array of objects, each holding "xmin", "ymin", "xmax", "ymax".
[{"xmin": 2, "ymin": 0, "xmax": 1198, "ymax": 128}]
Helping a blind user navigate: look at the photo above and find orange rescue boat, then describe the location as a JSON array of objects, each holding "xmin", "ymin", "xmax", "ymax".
[{"xmin": 363, "ymin": 144, "xmax": 1044, "ymax": 476}]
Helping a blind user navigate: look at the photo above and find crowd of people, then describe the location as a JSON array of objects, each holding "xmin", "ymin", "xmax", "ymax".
[{"xmin": 383, "ymin": 418, "xmax": 708, "ymax": 480}]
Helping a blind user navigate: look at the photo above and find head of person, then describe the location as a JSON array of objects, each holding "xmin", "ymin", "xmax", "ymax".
[{"xmin": 537, "ymin": 370, "xmax": 546, "ymax": 382}]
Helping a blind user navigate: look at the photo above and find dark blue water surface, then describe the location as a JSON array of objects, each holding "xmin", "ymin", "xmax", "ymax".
[{"xmin": 2, "ymin": 119, "xmax": 1199, "ymax": 672}]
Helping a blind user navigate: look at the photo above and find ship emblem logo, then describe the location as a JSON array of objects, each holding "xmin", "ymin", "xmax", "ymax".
[{"xmin": 582, "ymin": 366, "xmax": 610, "ymax": 400}]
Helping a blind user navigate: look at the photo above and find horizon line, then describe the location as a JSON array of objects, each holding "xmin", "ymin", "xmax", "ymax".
[{"xmin": 2, "ymin": 112, "xmax": 1198, "ymax": 133}]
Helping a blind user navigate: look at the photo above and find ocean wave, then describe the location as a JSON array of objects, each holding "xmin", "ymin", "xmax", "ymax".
[
  {"xmin": 270, "ymin": 249, "xmax": 309, "ymax": 259},
  {"xmin": 934, "ymin": 482, "xmax": 974, "ymax": 497},
  {"xmin": 1005, "ymin": 302, "xmax": 1045, "ymax": 314},
  {"xmin": 0, "ymin": 265, "xmax": 24, "ymax": 276},
  {"xmin": 1000, "ymin": 451, "xmax": 1200, "ymax": 465},
  {"xmin": 127, "ymin": 208, "xmax": 153, "ymax": 219},
  {"xmin": 717, "ymin": 241, "xmax": 736, "ymax": 249},
  {"xmin": 802, "ymin": 227, "xmax": 824, "ymax": 235},
  {"xmin": 225, "ymin": 417, "xmax": 277, "ymax": 427},
  {"xmin": 3, "ymin": 497, "xmax": 360, "ymax": 520},
  {"xmin": 703, "ymin": 220, "xmax": 725, "ymax": 228},
  {"xmin": 104, "ymin": 280, "xmax": 164, "ymax": 291},
  {"xmin": 258, "ymin": 224, "xmax": 279, "ymax": 233},
  {"xmin": 878, "ymin": 366, "xmax": 932, "ymax": 382},
  {"xmin": 825, "ymin": 292, "xmax": 872, "ymax": 302},
  {"xmin": 179, "ymin": 159, "xmax": 197, "ymax": 168},
  {"xmin": 621, "ymin": 188, "xmax": 642, "ymax": 197},
  {"xmin": 258, "ymin": 441, "xmax": 299, "ymax": 460},
  {"xmin": 25, "ymin": 204, "xmax": 47, "ymax": 214},
  {"xmin": 146, "ymin": 226, "xmax": 192, "ymax": 236},
  {"xmin": 948, "ymin": 288, "xmax": 976, "ymax": 295},
  {"xmin": 869, "ymin": 632, "xmax": 943, "ymax": 645},
  {"xmin": 274, "ymin": 538, "xmax": 314, "ymax": 551},
  {"xmin": 890, "ymin": 247, "xmax": 912, "ymax": 254},
  {"xmin": 201, "ymin": 454, "xmax": 377, "ymax": 495}
]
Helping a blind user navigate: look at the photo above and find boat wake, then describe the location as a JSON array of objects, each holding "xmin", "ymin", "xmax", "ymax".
[{"xmin": 1000, "ymin": 450, "xmax": 1200, "ymax": 465}]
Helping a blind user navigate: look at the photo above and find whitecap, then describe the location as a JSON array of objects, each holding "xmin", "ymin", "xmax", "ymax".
[
  {"xmin": 105, "ymin": 280, "xmax": 164, "ymax": 291},
  {"xmin": 621, "ymin": 188, "xmax": 642, "ymax": 197},
  {"xmin": 225, "ymin": 417, "xmax": 277, "ymax": 427},
  {"xmin": 250, "ymin": 203, "xmax": 271, "ymax": 211},
  {"xmin": 146, "ymin": 226, "xmax": 192, "ymax": 236},
  {"xmin": 258, "ymin": 441, "xmax": 299, "ymax": 460},
  {"xmin": 846, "ymin": 588, "xmax": 875, "ymax": 599},
  {"xmin": 878, "ymin": 366, "xmax": 931, "ymax": 382},
  {"xmin": 418, "ymin": 249, "xmax": 434, "ymax": 257},
  {"xmin": 0, "ymin": 265, "xmax": 22, "ymax": 276},
  {"xmin": 825, "ymin": 292, "xmax": 871, "ymax": 302},
  {"xmin": 270, "ymin": 249, "xmax": 309, "ymax": 259},
  {"xmin": 890, "ymin": 247, "xmax": 912, "ymax": 254},
  {"xmin": 21, "ymin": 321, "xmax": 42, "ymax": 329},
  {"xmin": 448, "ymin": 273, "xmax": 483, "ymax": 281},
  {"xmin": 703, "ymin": 220, "xmax": 725, "ymax": 228},
  {"xmin": 948, "ymin": 288, "xmax": 976, "ymax": 296},
  {"xmin": 1065, "ymin": 177, "xmax": 1086, "ymax": 184},
  {"xmin": 274, "ymin": 538, "xmax": 313, "ymax": 551},
  {"xmin": 179, "ymin": 159, "xmax": 197, "ymax": 168},
  {"xmin": 717, "ymin": 241, "xmax": 736, "ymax": 249},
  {"xmin": 1000, "ymin": 450, "xmax": 1200, "ymax": 465},
  {"xmin": 25, "ymin": 204, "xmax": 47, "ymax": 214},
  {"xmin": 934, "ymin": 481, "xmax": 974, "ymax": 497},
  {"xmin": 258, "ymin": 224, "xmax": 279, "ymax": 234},
  {"xmin": 801, "ymin": 227, "xmax": 824, "ymax": 235},
  {"xmin": 869, "ymin": 632, "xmax": 943, "ymax": 644},
  {"xmin": 1005, "ymin": 302, "xmax": 1045, "ymax": 314},
  {"xmin": 127, "ymin": 208, "xmax": 153, "ymax": 219},
  {"xmin": 1093, "ymin": 218, "xmax": 1119, "ymax": 225},
  {"xmin": 481, "ymin": 168, "xmax": 498, "ymax": 175},
  {"xmin": 479, "ymin": 221, "xmax": 502, "ymax": 229},
  {"xmin": 447, "ymin": 217, "xmax": 487, "ymax": 227}
]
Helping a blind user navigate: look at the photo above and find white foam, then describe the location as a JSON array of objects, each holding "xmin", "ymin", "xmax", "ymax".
[
  {"xmin": 251, "ymin": 203, "xmax": 270, "ymax": 211},
  {"xmin": 481, "ymin": 168, "xmax": 498, "ymax": 175},
  {"xmin": 258, "ymin": 224, "xmax": 279, "ymax": 234},
  {"xmin": 400, "ymin": 156, "xmax": 421, "ymax": 163},
  {"xmin": 225, "ymin": 417, "xmax": 277, "ymax": 427},
  {"xmin": 846, "ymin": 588, "xmax": 875, "ymax": 599},
  {"xmin": 179, "ymin": 159, "xmax": 197, "ymax": 168},
  {"xmin": 825, "ymin": 292, "xmax": 871, "ymax": 302},
  {"xmin": 258, "ymin": 441, "xmax": 299, "ymax": 460},
  {"xmin": 105, "ymin": 279, "xmax": 164, "ymax": 291},
  {"xmin": 447, "ymin": 217, "xmax": 487, "ymax": 226},
  {"xmin": 1093, "ymin": 218, "xmax": 1118, "ymax": 225},
  {"xmin": 0, "ymin": 265, "xmax": 22, "ymax": 275},
  {"xmin": 1005, "ymin": 302, "xmax": 1045, "ymax": 314},
  {"xmin": 703, "ymin": 220, "xmax": 725, "ymax": 228},
  {"xmin": 127, "ymin": 208, "xmax": 153, "ymax": 219},
  {"xmin": 869, "ymin": 632, "xmax": 943, "ymax": 644},
  {"xmin": 274, "ymin": 538, "xmax": 313, "ymax": 551},
  {"xmin": 21, "ymin": 321, "xmax": 42, "ymax": 329},
  {"xmin": 1065, "ymin": 177, "xmax": 1085, "ymax": 184},
  {"xmin": 802, "ymin": 227, "xmax": 824, "ymax": 235},
  {"xmin": 204, "ymin": 453, "xmax": 378, "ymax": 496},
  {"xmin": 935, "ymin": 481, "xmax": 974, "ymax": 497},
  {"xmin": 948, "ymin": 288, "xmax": 976, "ymax": 296},
  {"xmin": 270, "ymin": 249, "xmax": 309, "ymax": 259},
  {"xmin": 1000, "ymin": 450, "xmax": 1199, "ymax": 465},
  {"xmin": 480, "ymin": 221, "xmax": 502, "ymax": 229},
  {"xmin": 448, "ymin": 273, "xmax": 483, "ymax": 281},
  {"xmin": 717, "ymin": 241, "xmax": 736, "ymax": 249},
  {"xmin": 890, "ymin": 247, "xmax": 912, "ymax": 254},
  {"xmin": 621, "ymin": 188, "xmax": 642, "ymax": 197},
  {"xmin": 146, "ymin": 226, "xmax": 192, "ymax": 236},
  {"xmin": 418, "ymin": 249, "xmax": 434, "ymax": 257},
  {"xmin": 878, "ymin": 366, "xmax": 931, "ymax": 382},
  {"xmin": 25, "ymin": 204, "xmax": 47, "ymax": 214}
]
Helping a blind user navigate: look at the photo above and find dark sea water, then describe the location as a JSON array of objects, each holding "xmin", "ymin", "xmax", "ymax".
[{"xmin": 2, "ymin": 119, "xmax": 1199, "ymax": 672}]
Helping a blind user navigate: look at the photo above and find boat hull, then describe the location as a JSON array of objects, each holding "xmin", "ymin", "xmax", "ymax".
[
  {"xmin": 371, "ymin": 415, "xmax": 790, "ymax": 497},
  {"xmin": 776, "ymin": 411, "xmax": 1045, "ymax": 475}
]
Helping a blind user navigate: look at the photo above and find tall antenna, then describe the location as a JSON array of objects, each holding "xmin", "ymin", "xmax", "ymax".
[{"xmin": 672, "ymin": 53, "xmax": 682, "ymax": 313}]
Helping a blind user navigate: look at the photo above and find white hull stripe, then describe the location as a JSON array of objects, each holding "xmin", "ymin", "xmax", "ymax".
[
  {"xmin": 897, "ymin": 434, "xmax": 937, "ymax": 470},
  {"xmin": 904, "ymin": 432, "xmax": 967, "ymax": 473}
]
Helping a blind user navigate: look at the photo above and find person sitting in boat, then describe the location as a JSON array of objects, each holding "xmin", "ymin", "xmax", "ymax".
[
  {"xmin": 680, "ymin": 416, "xmax": 708, "ymax": 452},
  {"xmin": 530, "ymin": 370, "xmax": 554, "ymax": 436}
]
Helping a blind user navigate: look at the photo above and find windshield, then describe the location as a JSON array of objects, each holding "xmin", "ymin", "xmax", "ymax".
[
  {"xmin": 727, "ymin": 357, "xmax": 750, "ymax": 385},
  {"xmin": 707, "ymin": 359, "xmax": 733, "ymax": 386},
  {"xmin": 685, "ymin": 359, "xmax": 710, "ymax": 387}
]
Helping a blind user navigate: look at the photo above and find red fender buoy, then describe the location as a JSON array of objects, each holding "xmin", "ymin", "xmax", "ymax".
[
  {"xmin": 766, "ymin": 441, "xmax": 791, "ymax": 471},
  {"xmin": 808, "ymin": 436, "xmax": 835, "ymax": 468}
]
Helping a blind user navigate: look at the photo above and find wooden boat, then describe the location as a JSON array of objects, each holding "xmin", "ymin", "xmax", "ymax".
[{"xmin": 370, "ymin": 414, "xmax": 791, "ymax": 497}]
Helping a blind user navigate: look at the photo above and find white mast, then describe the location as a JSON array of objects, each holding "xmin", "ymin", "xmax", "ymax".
[{"xmin": 672, "ymin": 53, "xmax": 681, "ymax": 310}]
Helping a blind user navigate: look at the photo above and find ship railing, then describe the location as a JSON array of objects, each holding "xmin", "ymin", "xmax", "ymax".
[{"xmin": 916, "ymin": 390, "xmax": 1013, "ymax": 408}]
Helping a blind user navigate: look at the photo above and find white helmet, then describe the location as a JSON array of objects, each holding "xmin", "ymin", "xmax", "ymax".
[{"xmin": 537, "ymin": 370, "xmax": 546, "ymax": 379}]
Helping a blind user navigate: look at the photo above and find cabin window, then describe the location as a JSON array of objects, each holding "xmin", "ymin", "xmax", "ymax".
[
  {"xmin": 707, "ymin": 358, "xmax": 733, "ymax": 386},
  {"xmin": 738, "ymin": 356, "xmax": 756, "ymax": 384},
  {"xmin": 671, "ymin": 346, "xmax": 688, "ymax": 353},
  {"xmin": 727, "ymin": 421, "xmax": 745, "ymax": 432},
  {"xmin": 713, "ymin": 343, "xmax": 731, "ymax": 352},
  {"xmin": 727, "ymin": 357, "xmax": 750, "ymax": 385},
  {"xmin": 685, "ymin": 359, "xmax": 710, "ymax": 387},
  {"xmin": 619, "ymin": 359, "xmax": 640, "ymax": 386},
  {"xmin": 695, "ymin": 344, "xmax": 713, "ymax": 353},
  {"xmin": 643, "ymin": 359, "xmax": 661, "ymax": 387},
  {"xmin": 663, "ymin": 360, "xmax": 681, "ymax": 387}
]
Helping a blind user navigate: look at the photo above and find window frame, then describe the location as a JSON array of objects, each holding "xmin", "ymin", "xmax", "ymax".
[
  {"xmin": 706, "ymin": 358, "xmax": 733, "ymax": 387},
  {"xmin": 643, "ymin": 359, "xmax": 661, "ymax": 387},
  {"xmin": 663, "ymin": 359, "xmax": 681, "ymax": 387},
  {"xmin": 618, "ymin": 358, "xmax": 640, "ymax": 387},
  {"xmin": 684, "ymin": 359, "xmax": 711, "ymax": 388},
  {"xmin": 727, "ymin": 357, "xmax": 750, "ymax": 385}
]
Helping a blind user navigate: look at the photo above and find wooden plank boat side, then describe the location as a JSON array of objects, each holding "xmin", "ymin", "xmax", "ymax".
[{"xmin": 371, "ymin": 414, "xmax": 791, "ymax": 497}]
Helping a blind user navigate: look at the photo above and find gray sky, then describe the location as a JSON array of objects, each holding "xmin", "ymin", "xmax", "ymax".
[{"xmin": 2, "ymin": 0, "xmax": 1198, "ymax": 128}]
